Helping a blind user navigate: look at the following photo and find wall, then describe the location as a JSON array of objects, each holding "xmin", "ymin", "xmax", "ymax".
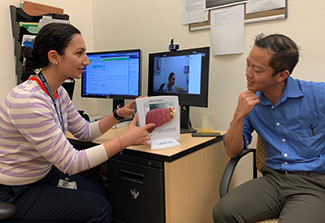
[{"xmin": 0, "ymin": 1, "xmax": 18, "ymax": 103}]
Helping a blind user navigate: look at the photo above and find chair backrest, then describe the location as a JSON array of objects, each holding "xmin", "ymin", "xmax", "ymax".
[
  {"xmin": 255, "ymin": 136, "xmax": 279, "ymax": 223},
  {"xmin": 256, "ymin": 135, "xmax": 267, "ymax": 172}
]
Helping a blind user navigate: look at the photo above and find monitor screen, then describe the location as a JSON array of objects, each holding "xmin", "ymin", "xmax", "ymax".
[
  {"xmin": 148, "ymin": 47, "xmax": 209, "ymax": 107},
  {"xmin": 147, "ymin": 47, "xmax": 210, "ymax": 133},
  {"xmin": 81, "ymin": 49, "xmax": 141, "ymax": 100}
]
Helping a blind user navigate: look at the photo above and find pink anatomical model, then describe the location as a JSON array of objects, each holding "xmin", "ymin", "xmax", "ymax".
[{"xmin": 145, "ymin": 107, "xmax": 176, "ymax": 133}]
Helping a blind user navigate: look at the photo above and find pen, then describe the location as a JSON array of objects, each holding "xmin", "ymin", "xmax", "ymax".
[{"xmin": 310, "ymin": 124, "xmax": 315, "ymax": 136}]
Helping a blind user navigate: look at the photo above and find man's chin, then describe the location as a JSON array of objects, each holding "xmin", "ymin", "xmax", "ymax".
[{"xmin": 247, "ymin": 85, "xmax": 254, "ymax": 91}]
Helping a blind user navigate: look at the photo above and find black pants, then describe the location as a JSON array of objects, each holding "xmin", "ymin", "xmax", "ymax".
[
  {"xmin": 213, "ymin": 166, "xmax": 325, "ymax": 223},
  {"xmin": 0, "ymin": 166, "xmax": 112, "ymax": 223}
]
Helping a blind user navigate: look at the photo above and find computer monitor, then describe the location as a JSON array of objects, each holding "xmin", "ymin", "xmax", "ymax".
[
  {"xmin": 147, "ymin": 47, "xmax": 210, "ymax": 133},
  {"xmin": 81, "ymin": 49, "xmax": 141, "ymax": 115}
]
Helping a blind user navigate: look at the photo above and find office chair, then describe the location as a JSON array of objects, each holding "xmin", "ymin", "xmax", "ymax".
[
  {"xmin": 0, "ymin": 201, "xmax": 16, "ymax": 221},
  {"xmin": 219, "ymin": 136, "xmax": 278, "ymax": 223}
]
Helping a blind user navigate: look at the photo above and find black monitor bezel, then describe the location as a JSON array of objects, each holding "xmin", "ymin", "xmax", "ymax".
[
  {"xmin": 81, "ymin": 49, "xmax": 141, "ymax": 100},
  {"xmin": 147, "ymin": 47, "xmax": 209, "ymax": 107}
]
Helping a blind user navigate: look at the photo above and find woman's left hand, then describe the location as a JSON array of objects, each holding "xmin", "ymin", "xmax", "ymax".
[{"xmin": 116, "ymin": 100, "xmax": 135, "ymax": 118}]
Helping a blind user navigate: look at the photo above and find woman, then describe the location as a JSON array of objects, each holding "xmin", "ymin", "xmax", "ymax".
[{"xmin": 0, "ymin": 23, "xmax": 154, "ymax": 222}]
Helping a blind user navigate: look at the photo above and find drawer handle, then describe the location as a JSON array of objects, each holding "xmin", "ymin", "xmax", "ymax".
[{"xmin": 120, "ymin": 170, "xmax": 144, "ymax": 184}]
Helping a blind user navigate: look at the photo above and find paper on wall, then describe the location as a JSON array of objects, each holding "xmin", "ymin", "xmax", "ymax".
[
  {"xmin": 246, "ymin": 0, "xmax": 286, "ymax": 14},
  {"xmin": 182, "ymin": 0, "xmax": 208, "ymax": 25},
  {"xmin": 210, "ymin": 4, "xmax": 244, "ymax": 56}
]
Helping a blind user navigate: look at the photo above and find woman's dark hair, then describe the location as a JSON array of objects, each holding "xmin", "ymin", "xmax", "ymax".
[
  {"xmin": 254, "ymin": 34, "xmax": 299, "ymax": 76},
  {"xmin": 24, "ymin": 23, "xmax": 81, "ymax": 75}
]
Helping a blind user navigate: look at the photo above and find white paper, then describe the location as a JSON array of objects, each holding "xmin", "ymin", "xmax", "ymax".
[
  {"xmin": 151, "ymin": 138, "xmax": 180, "ymax": 150},
  {"xmin": 210, "ymin": 4, "xmax": 244, "ymax": 56},
  {"xmin": 38, "ymin": 16, "xmax": 70, "ymax": 28},
  {"xmin": 182, "ymin": 0, "xmax": 208, "ymax": 25},
  {"xmin": 246, "ymin": 0, "xmax": 285, "ymax": 14},
  {"xmin": 135, "ymin": 96, "xmax": 180, "ymax": 148},
  {"xmin": 21, "ymin": 34, "xmax": 36, "ymax": 47},
  {"xmin": 206, "ymin": 0, "xmax": 247, "ymax": 10}
]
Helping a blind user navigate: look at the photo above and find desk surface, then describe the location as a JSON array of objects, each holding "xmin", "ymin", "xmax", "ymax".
[{"xmin": 67, "ymin": 127, "xmax": 225, "ymax": 162}]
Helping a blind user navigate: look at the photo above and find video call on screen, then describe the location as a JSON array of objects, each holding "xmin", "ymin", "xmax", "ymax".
[{"xmin": 152, "ymin": 53, "xmax": 203, "ymax": 95}]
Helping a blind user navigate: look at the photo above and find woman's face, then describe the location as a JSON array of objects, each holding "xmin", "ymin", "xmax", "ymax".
[{"xmin": 57, "ymin": 34, "xmax": 89, "ymax": 80}]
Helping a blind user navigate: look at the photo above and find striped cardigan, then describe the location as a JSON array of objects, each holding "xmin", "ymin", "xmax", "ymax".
[{"xmin": 0, "ymin": 79, "xmax": 107, "ymax": 186}]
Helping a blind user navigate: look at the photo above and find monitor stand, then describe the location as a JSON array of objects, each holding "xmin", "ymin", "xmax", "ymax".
[
  {"xmin": 180, "ymin": 105, "xmax": 197, "ymax": 134},
  {"xmin": 112, "ymin": 99, "xmax": 132, "ymax": 123}
]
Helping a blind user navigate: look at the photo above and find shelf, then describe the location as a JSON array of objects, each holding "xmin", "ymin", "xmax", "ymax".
[{"xmin": 9, "ymin": 5, "xmax": 69, "ymax": 84}]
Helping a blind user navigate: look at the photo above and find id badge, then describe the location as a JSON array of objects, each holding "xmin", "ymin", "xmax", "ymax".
[{"xmin": 57, "ymin": 179, "xmax": 78, "ymax": 190}]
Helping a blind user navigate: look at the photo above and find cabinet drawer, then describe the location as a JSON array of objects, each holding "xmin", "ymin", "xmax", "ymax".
[{"xmin": 107, "ymin": 158, "xmax": 165, "ymax": 223}]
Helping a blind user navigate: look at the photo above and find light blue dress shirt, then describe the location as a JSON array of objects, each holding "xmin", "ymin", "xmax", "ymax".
[{"xmin": 242, "ymin": 76, "xmax": 325, "ymax": 173}]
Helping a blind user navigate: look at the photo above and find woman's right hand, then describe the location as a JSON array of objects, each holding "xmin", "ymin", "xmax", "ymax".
[{"xmin": 120, "ymin": 115, "xmax": 155, "ymax": 147}]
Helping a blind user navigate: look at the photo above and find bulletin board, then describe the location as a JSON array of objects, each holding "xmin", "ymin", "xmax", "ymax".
[{"xmin": 189, "ymin": 0, "xmax": 288, "ymax": 31}]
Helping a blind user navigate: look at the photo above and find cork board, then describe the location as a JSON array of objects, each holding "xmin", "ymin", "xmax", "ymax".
[{"xmin": 189, "ymin": 1, "xmax": 287, "ymax": 31}]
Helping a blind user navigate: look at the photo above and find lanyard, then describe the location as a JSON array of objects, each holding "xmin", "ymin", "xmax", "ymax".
[{"xmin": 38, "ymin": 72, "xmax": 65, "ymax": 133}]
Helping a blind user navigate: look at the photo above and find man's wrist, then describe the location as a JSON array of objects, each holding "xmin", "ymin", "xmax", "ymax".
[{"xmin": 233, "ymin": 111, "xmax": 246, "ymax": 122}]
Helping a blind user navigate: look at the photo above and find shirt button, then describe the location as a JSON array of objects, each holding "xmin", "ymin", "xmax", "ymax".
[
  {"xmin": 282, "ymin": 138, "xmax": 286, "ymax": 142},
  {"xmin": 271, "ymin": 106, "xmax": 274, "ymax": 109},
  {"xmin": 284, "ymin": 153, "xmax": 288, "ymax": 157},
  {"xmin": 276, "ymin": 122, "xmax": 280, "ymax": 126},
  {"xmin": 285, "ymin": 162, "xmax": 288, "ymax": 165}
]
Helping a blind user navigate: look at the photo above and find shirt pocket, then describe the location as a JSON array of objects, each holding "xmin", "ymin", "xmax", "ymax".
[{"xmin": 291, "ymin": 127, "xmax": 323, "ymax": 159}]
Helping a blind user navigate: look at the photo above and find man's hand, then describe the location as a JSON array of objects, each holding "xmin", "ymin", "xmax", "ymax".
[
  {"xmin": 224, "ymin": 90, "xmax": 259, "ymax": 158},
  {"xmin": 234, "ymin": 90, "xmax": 260, "ymax": 120}
]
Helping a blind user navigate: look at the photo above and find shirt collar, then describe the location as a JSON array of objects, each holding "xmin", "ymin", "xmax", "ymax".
[
  {"xmin": 258, "ymin": 76, "xmax": 304, "ymax": 106},
  {"xmin": 29, "ymin": 76, "xmax": 58, "ymax": 99}
]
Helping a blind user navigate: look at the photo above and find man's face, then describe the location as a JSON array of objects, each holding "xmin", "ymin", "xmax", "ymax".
[
  {"xmin": 169, "ymin": 75, "xmax": 175, "ymax": 85},
  {"xmin": 246, "ymin": 46, "xmax": 279, "ymax": 92}
]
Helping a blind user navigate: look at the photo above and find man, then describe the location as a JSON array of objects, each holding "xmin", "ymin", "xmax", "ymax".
[
  {"xmin": 213, "ymin": 34, "xmax": 325, "ymax": 223},
  {"xmin": 163, "ymin": 72, "xmax": 176, "ymax": 92}
]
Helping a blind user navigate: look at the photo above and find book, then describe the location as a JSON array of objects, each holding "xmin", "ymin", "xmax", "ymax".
[{"xmin": 135, "ymin": 96, "xmax": 180, "ymax": 150}]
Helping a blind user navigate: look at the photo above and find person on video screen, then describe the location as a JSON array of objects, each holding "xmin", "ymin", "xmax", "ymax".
[{"xmin": 162, "ymin": 72, "xmax": 176, "ymax": 92}]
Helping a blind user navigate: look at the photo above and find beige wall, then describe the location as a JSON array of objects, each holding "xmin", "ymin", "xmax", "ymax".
[{"xmin": 0, "ymin": 1, "xmax": 18, "ymax": 103}]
